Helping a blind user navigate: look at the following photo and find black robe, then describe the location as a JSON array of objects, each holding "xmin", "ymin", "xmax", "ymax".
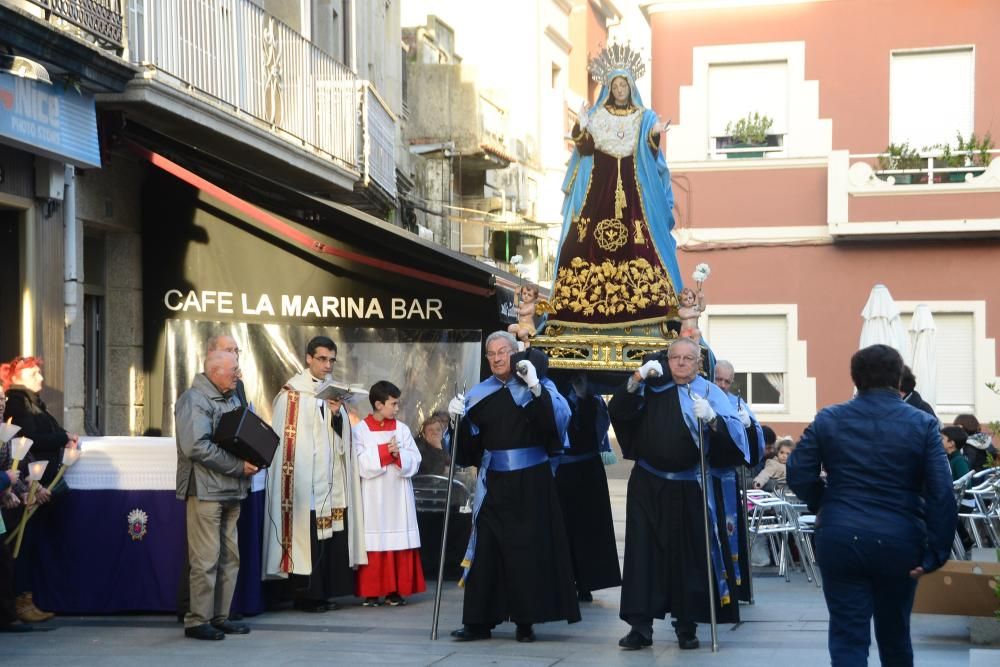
[
  {"xmin": 555, "ymin": 394, "xmax": 621, "ymax": 594},
  {"xmin": 455, "ymin": 384, "xmax": 581, "ymax": 626},
  {"xmin": 609, "ymin": 383, "xmax": 742, "ymax": 627}
]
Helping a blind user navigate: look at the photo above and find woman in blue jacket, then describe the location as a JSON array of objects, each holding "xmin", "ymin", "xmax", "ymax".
[{"xmin": 788, "ymin": 344, "xmax": 955, "ymax": 667}]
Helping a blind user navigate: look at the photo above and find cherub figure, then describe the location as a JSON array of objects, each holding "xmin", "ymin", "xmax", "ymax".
[
  {"xmin": 508, "ymin": 283, "xmax": 540, "ymax": 346},
  {"xmin": 677, "ymin": 285, "xmax": 706, "ymax": 343}
]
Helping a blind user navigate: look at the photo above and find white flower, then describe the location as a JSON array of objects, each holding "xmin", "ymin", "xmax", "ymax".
[{"xmin": 691, "ymin": 262, "xmax": 711, "ymax": 283}]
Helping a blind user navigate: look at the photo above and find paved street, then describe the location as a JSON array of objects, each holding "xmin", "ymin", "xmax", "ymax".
[{"xmin": 3, "ymin": 475, "xmax": 986, "ymax": 666}]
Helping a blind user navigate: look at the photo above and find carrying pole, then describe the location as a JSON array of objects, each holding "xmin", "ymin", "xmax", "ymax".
[
  {"xmin": 692, "ymin": 388, "xmax": 720, "ymax": 653},
  {"xmin": 430, "ymin": 385, "xmax": 465, "ymax": 640}
]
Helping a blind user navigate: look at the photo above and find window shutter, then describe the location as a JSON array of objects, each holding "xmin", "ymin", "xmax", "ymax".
[
  {"xmin": 933, "ymin": 313, "xmax": 975, "ymax": 408},
  {"xmin": 707, "ymin": 316, "xmax": 787, "ymax": 373},
  {"xmin": 890, "ymin": 48, "xmax": 974, "ymax": 149},
  {"xmin": 708, "ymin": 61, "xmax": 789, "ymax": 136}
]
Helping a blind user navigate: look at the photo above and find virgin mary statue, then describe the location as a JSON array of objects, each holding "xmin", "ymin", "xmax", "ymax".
[{"xmin": 548, "ymin": 43, "xmax": 682, "ymax": 332}]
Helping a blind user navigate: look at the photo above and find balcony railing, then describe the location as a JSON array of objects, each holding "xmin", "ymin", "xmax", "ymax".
[
  {"xmin": 359, "ymin": 82, "xmax": 396, "ymax": 198},
  {"xmin": 853, "ymin": 149, "xmax": 997, "ymax": 186},
  {"xmin": 126, "ymin": 0, "xmax": 358, "ymax": 172},
  {"xmin": 16, "ymin": 0, "xmax": 124, "ymax": 51}
]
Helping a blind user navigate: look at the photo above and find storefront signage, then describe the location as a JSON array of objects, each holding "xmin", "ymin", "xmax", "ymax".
[
  {"xmin": 162, "ymin": 289, "xmax": 444, "ymax": 321},
  {"xmin": 0, "ymin": 71, "xmax": 101, "ymax": 168}
]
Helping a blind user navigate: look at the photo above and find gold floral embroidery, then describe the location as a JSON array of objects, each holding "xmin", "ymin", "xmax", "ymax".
[
  {"xmin": 576, "ymin": 216, "xmax": 589, "ymax": 242},
  {"xmin": 594, "ymin": 218, "xmax": 628, "ymax": 252},
  {"xmin": 553, "ymin": 257, "xmax": 678, "ymax": 317}
]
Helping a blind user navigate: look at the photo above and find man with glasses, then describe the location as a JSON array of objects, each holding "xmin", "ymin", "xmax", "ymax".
[
  {"xmin": 447, "ymin": 331, "xmax": 579, "ymax": 643},
  {"xmin": 263, "ymin": 336, "xmax": 366, "ymax": 612},
  {"xmin": 175, "ymin": 350, "xmax": 258, "ymax": 639},
  {"xmin": 609, "ymin": 337, "xmax": 749, "ymax": 651}
]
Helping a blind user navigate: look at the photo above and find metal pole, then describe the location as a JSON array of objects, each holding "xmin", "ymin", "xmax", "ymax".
[
  {"xmin": 694, "ymin": 394, "xmax": 719, "ymax": 653},
  {"xmin": 430, "ymin": 388, "xmax": 465, "ymax": 640}
]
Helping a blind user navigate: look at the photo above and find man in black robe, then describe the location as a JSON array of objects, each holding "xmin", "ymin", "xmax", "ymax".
[
  {"xmin": 555, "ymin": 375, "xmax": 621, "ymax": 601},
  {"xmin": 448, "ymin": 331, "xmax": 579, "ymax": 643},
  {"xmin": 609, "ymin": 338, "xmax": 748, "ymax": 650}
]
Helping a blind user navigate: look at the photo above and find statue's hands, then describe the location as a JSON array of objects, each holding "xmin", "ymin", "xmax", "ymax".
[
  {"xmin": 651, "ymin": 115, "xmax": 670, "ymax": 135},
  {"xmin": 578, "ymin": 102, "xmax": 591, "ymax": 130}
]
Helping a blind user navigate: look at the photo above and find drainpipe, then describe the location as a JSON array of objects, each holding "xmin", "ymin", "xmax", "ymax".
[{"xmin": 64, "ymin": 164, "xmax": 79, "ymax": 328}]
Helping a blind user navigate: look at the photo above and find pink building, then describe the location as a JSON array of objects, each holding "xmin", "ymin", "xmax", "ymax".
[{"xmin": 644, "ymin": 0, "xmax": 1000, "ymax": 434}]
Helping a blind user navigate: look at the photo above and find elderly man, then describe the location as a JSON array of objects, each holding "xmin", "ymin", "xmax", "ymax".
[
  {"xmin": 609, "ymin": 338, "xmax": 748, "ymax": 651},
  {"xmin": 713, "ymin": 359, "xmax": 764, "ymax": 603},
  {"xmin": 447, "ymin": 331, "xmax": 579, "ymax": 643},
  {"xmin": 175, "ymin": 350, "xmax": 258, "ymax": 640},
  {"xmin": 263, "ymin": 336, "xmax": 365, "ymax": 612},
  {"xmin": 788, "ymin": 344, "xmax": 955, "ymax": 666}
]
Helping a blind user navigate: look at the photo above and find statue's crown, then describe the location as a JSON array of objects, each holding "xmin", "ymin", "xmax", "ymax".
[{"xmin": 588, "ymin": 42, "xmax": 646, "ymax": 85}]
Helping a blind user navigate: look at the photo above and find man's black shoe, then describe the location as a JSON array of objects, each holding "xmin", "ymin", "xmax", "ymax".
[
  {"xmin": 451, "ymin": 626, "xmax": 491, "ymax": 641},
  {"xmin": 515, "ymin": 624, "xmax": 535, "ymax": 643},
  {"xmin": 184, "ymin": 623, "xmax": 225, "ymax": 640},
  {"xmin": 229, "ymin": 612, "xmax": 244, "ymax": 621},
  {"xmin": 677, "ymin": 634, "xmax": 700, "ymax": 650},
  {"xmin": 618, "ymin": 630, "xmax": 652, "ymax": 650},
  {"xmin": 212, "ymin": 620, "xmax": 250, "ymax": 635}
]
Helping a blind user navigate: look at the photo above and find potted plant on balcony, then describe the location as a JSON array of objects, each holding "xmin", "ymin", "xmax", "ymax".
[
  {"xmin": 876, "ymin": 142, "xmax": 922, "ymax": 184},
  {"xmin": 724, "ymin": 112, "xmax": 773, "ymax": 158},
  {"xmin": 928, "ymin": 132, "xmax": 994, "ymax": 183}
]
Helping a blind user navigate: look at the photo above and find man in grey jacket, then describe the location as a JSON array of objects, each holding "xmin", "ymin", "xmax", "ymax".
[{"xmin": 175, "ymin": 350, "xmax": 258, "ymax": 640}]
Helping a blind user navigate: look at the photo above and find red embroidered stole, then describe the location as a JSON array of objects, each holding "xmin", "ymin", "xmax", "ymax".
[{"xmin": 279, "ymin": 391, "xmax": 300, "ymax": 573}]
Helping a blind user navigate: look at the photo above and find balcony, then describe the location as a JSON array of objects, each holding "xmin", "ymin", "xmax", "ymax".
[
  {"xmin": 121, "ymin": 0, "xmax": 362, "ymax": 190},
  {"xmin": 8, "ymin": 0, "xmax": 124, "ymax": 52},
  {"xmin": 827, "ymin": 149, "xmax": 1000, "ymax": 240},
  {"xmin": 359, "ymin": 82, "xmax": 396, "ymax": 200}
]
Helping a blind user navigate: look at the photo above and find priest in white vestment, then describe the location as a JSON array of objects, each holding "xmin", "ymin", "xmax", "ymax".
[
  {"xmin": 262, "ymin": 336, "xmax": 365, "ymax": 612},
  {"xmin": 352, "ymin": 380, "xmax": 426, "ymax": 606}
]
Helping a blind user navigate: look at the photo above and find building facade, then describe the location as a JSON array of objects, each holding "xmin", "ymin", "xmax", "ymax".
[{"xmin": 644, "ymin": 0, "xmax": 1000, "ymax": 433}]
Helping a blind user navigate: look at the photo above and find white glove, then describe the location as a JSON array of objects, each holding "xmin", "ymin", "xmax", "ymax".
[
  {"xmin": 448, "ymin": 394, "xmax": 466, "ymax": 420},
  {"xmin": 692, "ymin": 396, "xmax": 716, "ymax": 422},
  {"xmin": 516, "ymin": 360, "xmax": 539, "ymax": 388},
  {"xmin": 737, "ymin": 407, "xmax": 752, "ymax": 428},
  {"xmin": 601, "ymin": 451, "xmax": 618, "ymax": 466},
  {"xmin": 637, "ymin": 360, "xmax": 663, "ymax": 380},
  {"xmin": 578, "ymin": 102, "xmax": 590, "ymax": 130}
]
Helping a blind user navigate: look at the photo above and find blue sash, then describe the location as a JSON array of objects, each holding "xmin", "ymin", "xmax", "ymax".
[
  {"xmin": 726, "ymin": 393, "xmax": 764, "ymax": 463},
  {"xmin": 636, "ymin": 458, "xmax": 732, "ymax": 605},
  {"xmin": 459, "ymin": 446, "xmax": 550, "ymax": 587},
  {"xmin": 710, "ymin": 466, "xmax": 742, "ymax": 587}
]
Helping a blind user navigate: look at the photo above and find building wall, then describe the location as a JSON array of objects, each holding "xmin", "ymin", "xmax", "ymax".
[{"xmin": 645, "ymin": 0, "xmax": 1000, "ymax": 431}]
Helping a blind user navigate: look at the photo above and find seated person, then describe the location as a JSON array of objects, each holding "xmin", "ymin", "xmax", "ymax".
[
  {"xmin": 753, "ymin": 437, "xmax": 794, "ymax": 491},
  {"xmin": 416, "ymin": 417, "xmax": 450, "ymax": 476}
]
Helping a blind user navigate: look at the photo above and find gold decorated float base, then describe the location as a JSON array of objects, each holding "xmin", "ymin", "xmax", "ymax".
[{"xmin": 531, "ymin": 322, "xmax": 679, "ymax": 372}]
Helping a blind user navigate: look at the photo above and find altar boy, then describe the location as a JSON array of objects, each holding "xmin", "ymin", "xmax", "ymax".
[{"xmin": 352, "ymin": 381, "xmax": 426, "ymax": 606}]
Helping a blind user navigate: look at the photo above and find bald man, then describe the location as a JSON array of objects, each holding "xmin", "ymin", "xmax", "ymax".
[{"xmin": 175, "ymin": 350, "xmax": 258, "ymax": 641}]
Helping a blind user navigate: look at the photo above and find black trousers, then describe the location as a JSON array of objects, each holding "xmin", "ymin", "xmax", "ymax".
[{"xmin": 0, "ymin": 539, "xmax": 16, "ymax": 625}]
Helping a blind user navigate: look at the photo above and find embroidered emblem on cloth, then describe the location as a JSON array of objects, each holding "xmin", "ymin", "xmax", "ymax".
[{"xmin": 127, "ymin": 508, "xmax": 149, "ymax": 541}]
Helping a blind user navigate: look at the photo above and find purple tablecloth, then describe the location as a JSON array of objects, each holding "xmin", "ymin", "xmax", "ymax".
[{"xmin": 32, "ymin": 489, "xmax": 265, "ymax": 615}]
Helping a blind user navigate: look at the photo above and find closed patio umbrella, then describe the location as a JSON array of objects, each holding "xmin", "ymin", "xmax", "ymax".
[
  {"xmin": 859, "ymin": 284, "xmax": 910, "ymax": 360},
  {"xmin": 908, "ymin": 304, "xmax": 936, "ymax": 409}
]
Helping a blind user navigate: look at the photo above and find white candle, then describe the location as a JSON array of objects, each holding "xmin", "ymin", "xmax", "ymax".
[
  {"xmin": 12, "ymin": 436, "xmax": 33, "ymax": 461},
  {"xmin": 0, "ymin": 421, "xmax": 21, "ymax": 443},
  {"xmin": 27, "ymin": 460, "xmax": 48, "ymax": 481},
  {"xmin": 62, "ymin": 448, "xmax": 81, "ymax": 467}
]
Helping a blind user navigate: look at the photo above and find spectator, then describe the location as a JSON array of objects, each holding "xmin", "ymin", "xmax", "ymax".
[
  {"xmin": 753, "ymin": 437, "xmax": 794, "ymax": 490},
  {"xmin": 416, "ymin": 416, "xmax": 450, "ymax": 476},
  {"xmin": 899, "ymin": 366, "xmax": 936, "ymax": 419},
  {"xmin": 940, "ymin": 426, "xmax": 971, "ymax": 481},
  {"xmin": 788, "ymin": 344, "xmax": 955, "ymax": 666},
  {"xmin": 1, "ymin": 356, "xmax": 76, "ymax": 624},
  {"xmin": 953, "ymin": 414, "xmax": 995, "ymax": 472},
  {"xmin": 175, "ymin": 350, "xmax": 257, "ymax": 640},
  {"xmin": 0, "ymin": 385, "xmax": 30, "ymax": 632}
]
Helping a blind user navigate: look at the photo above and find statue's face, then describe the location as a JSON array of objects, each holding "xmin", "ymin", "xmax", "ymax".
[
  {"xmin": 680, "ymin": 289, "xmax": 696, "ymax": 306},
  {"xmin": 611, "ymin": 77, "xmax": 630, "ymax": 104}
]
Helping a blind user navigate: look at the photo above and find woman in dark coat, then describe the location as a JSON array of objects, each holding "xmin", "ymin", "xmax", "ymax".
[
  {"xmin": 1, "ymin": 356, "xmax": 78, "ymax": 624},
  {"xmin": 788, "ymin": 345, "xmax": 955, "ymax": 666}
]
